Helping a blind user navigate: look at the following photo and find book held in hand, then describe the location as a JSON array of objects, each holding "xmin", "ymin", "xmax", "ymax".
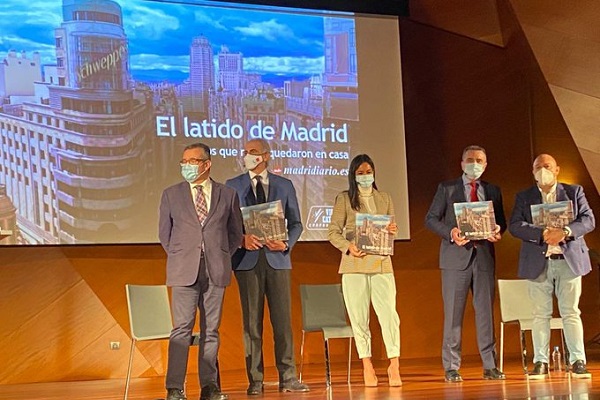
[
  {"xmin": 531, "ymin": 200, "xmax": 574, "ymax": 228},
  {"xmin": 241, "ymin": 200, "xmax": 288, "ymax": 242},
  {"xmin": 453, "ymin": 201, "xmax": 497, "ymax": 240},
  {"xmin": 354, "ymin": 213, "xmax": 394, "ymax": 255}
]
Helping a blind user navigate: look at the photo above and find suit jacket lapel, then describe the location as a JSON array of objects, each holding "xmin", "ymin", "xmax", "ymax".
[
  {"xmin": 531, "ymin": 186, "xmax": 543, "ymax": 204},
  {"xmin": 373, "ymin": 190, "xmax": 387, "ymax": 214},
  {"xmin": 204, "ymin": 180, "xmax": 221, "ymax": 225},
  {"xmin": 179, "ymin": 182, "xmax": 199, "ymax": 221},
  {"xmin": 481, "ymin": 181, "xmax": 488, "ymax": 201},
  {"xmin": 241, "ymin": 174, "xmax": 256, "ymax": 206},
  {"xmin": 556, "ymin": 183, "xmax": 568, "ymax": 202},
  {"xmin": 454, "ymin": 178, "xmax": 467, "ymax": 203},
  {"xmin": 267, "ymin": 172, "xmax": 277, "ymax": 203}
]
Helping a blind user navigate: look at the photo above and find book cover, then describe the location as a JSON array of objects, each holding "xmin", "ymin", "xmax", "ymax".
[
  {"xmin": 531, "ymin": 200, "xmax": 574, "ymax": 228},
  {"xmin": 241, "ymin": 200, "xmax": 288, "ymax": 242},
  {"xmin": 354, "ymin": 213, "xmax": 394, "ymax": 255},
  {"xmin": 453, "ymin": 200, "xmax": 497, "ymax": 240}
]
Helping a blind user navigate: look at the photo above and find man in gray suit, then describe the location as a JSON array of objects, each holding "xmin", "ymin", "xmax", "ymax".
[
  {"xmin": 159, "ymin": 143, "xmax": 243, "ymax": 400},
  {"xmin": 509, "ymin": 154, "xmax": 595, "ymax": 379},
  {"xmin": 425, "ymin": 145, "xmax": 506, "ymax": 382}
]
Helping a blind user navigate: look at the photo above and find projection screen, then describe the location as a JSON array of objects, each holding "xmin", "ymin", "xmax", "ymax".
[{"xmin": 0, "ymin": 0, "xmax": 408, "ymax": 244}]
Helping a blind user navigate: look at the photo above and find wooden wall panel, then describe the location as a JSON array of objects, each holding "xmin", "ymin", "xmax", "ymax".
[
  {"xmin": 509, "ymin": 0, "xmax": 600, "ymax": 198},
  {"xmin": 409, "ymin": 0, "xmax": 505, "ymax": 46}
]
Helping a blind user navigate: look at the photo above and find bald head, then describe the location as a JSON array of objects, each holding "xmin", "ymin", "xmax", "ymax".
[{"xmin": 533, "ymin": 154, "xmax": 557, "ymax": 169}]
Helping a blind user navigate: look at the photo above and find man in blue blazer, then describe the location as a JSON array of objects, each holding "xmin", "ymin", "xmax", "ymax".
[
  {"xmin": 225, "ymin": 138, "xmax": 308, "ymax": 395},
  {"xmin": 425, "ymin": 145, "xmax": 506, "ymax": 383},
  {"xmin": 509, "ymin": 154, "xmax": 595, "ymax": 379},
  {"xmin": 159, "ymin": 143, "xmax": 243, "ymax": 400}
]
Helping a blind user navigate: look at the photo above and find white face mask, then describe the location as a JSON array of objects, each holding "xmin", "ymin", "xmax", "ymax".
[
  {"xmin": 356, "ymin": 174, "xmax": 375, "ymax": 188},
  {"xmin": 243, "ymin": 154, "xmax": 263, "ymax": 171},
  {"xmin": 463, "ymin": 162, "xmax": 485, "ymax": 180},
  {"xmin": 534, "ymin": 168, "xmax": 555, "ymax": 186}
]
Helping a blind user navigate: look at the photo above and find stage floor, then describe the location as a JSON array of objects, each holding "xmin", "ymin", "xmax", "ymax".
[{"xmin": 0, "ymin": 356, "xmax": 598, "ymax": 399}]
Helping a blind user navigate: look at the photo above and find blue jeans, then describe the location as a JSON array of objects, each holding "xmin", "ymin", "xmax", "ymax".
[{"xmin": 528, "ymin": 259, "xmax": 585, "ymax": 364}]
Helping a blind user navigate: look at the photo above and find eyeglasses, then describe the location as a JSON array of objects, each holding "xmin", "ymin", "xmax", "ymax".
[
  {"xmin": 242, "ymin": 150, "xmax": 267, "ymax": 156},
  {"xmin": 179, "ymin": 158, "xmax": 208, "ymax": 166}
]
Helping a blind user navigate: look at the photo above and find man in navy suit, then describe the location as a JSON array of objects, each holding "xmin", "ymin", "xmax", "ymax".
[
  {"xmin": 509, "ymin": 154, "xmax": 595, "ymax": 379},
  {"xmin": 159, "ymin": 143, "xmax": 243, "ymax": 400},
  {"xmin": 226, "ymin": 138, "xmax": 309, "ymax": 395},
  {"xmin": 425, "ymin": 145, "xmax": 506, "ymax": 382}
]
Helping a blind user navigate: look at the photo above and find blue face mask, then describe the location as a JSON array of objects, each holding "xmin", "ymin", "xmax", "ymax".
[
  {"xmin": 356, "ymin": 174, "xmax": 374, "ymax": 188},
  {"xmin": 181, "ymin": 164, "xmax": 200, "ymax": 183}
]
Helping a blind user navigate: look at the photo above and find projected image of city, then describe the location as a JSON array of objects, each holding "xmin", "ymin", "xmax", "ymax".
[{"xmin": 0, "ymin": 0, "xmax": 358, "ymax": 244}]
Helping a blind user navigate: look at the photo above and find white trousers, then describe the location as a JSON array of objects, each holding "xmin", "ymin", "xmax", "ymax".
[
  {"xmin": 528, "ymin": 259, "xmax": 586, "ymax": 364},
  {"xmin": 342, "ymin": 273, "xmax": 401, "ymax": 359}
]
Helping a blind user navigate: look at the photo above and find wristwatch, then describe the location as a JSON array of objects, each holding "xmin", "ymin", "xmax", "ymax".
[{"xmin": 562, "ymin": 227, "xmax": 570, "ymax": 238}]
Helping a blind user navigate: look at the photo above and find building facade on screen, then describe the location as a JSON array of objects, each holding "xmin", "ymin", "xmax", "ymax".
[
  {"xmin": 0, "ymin": 0, "xmax": 153, "ymax": 244},
  {"xmin": 0, "ymin": 0, "xmax": 361, "ymax": 243}
]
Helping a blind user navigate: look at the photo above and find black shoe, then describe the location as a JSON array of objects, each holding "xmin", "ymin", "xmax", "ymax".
[
  {"xmin": 483, "ymin": 368, "xmax": 506, "ymax": 380},
  {"xmin": 166, "ymin": 388, "xmax": 187, "ymax": 400},
  {"xmin": 246, "ymin": 381, "xmax": 264, "ymax": 395},
  {"xmin": 444, "ymin": 370, "xmax": 463, "ymax": 383},
  {"xmin": 529, "ymin": 362, "xmax": 549, "ymax": 380},
  {"xmin": 279, "ymin": 379, "xmax": 310, "ymax": 392},
  {"xmin": 200, "ymin": 383, "xmax": 228, "ymax": 400},
  {"xmin": 571, "ymin": 360, "xmax": 592, "ymax": 379}
]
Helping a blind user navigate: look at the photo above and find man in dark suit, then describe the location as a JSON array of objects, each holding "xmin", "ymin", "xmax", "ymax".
[
  {"xmin": 425, "ymin": 145, "xmax": 506, "ymax": 382},
  {"xmin": 225, "ymin": 138, "xmax": 309, "ymax": 395},
  {"xmin": 159, "ymin": 143, "xmax": 243, "ymax": 400},
  {"xmin": 509, "ymin": 154, "xmax": 595, "ymax": 379}
]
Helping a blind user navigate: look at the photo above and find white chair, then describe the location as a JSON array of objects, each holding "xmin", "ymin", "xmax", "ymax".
[
  {"xmin": 299, "ymin": 284, "xmax": 354, "ymax": 387},
  {"xmin": 497, "ymin": 279, "xmax": 567, "ymax": 373},
  {"xmin": 124, "ymin": 285, "xmax": 199, "ymax": 400}
]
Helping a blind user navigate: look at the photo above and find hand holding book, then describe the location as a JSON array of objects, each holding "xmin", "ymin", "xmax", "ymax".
[
  {"xmin": 543, "ymin": 227, "xmax": 567, "ymax": 246},
  {"xmin": 348, "ymin": 242, "xmax": 367, "ymax": 258},
  {"xmin": 451, "ymin": 227, "xmax": 470, "ymax": 246},
  {"xmin": 387, "ymin": 222, "xmax": 398, "ymax": 236},
  {"xmin": 243, "ymin": 234, "xmax": 263, "ymax": 250},
  {"xmin": 486, "ymin": 224, "xmax": 502, "ymax": 243},
  {"xmin": 264, "ymin": 240, "xmax": 287, "ymax": 252}
]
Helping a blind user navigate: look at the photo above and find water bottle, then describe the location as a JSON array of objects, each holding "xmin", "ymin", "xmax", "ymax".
[{"xmin": 552, "ymin": 346, "xmax": 562, "ymax": 373}]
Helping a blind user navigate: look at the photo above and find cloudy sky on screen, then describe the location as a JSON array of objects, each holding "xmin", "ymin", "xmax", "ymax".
[{"xmin": 0, "ymin": 0, "xmax": 333, "ymax": 83}]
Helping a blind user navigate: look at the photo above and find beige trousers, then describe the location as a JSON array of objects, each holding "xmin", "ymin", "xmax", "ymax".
[{"xmin": 342, "ymin": 273, "xmax": 401, "ymax": 359}]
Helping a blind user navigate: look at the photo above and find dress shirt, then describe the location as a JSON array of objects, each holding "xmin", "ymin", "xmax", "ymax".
[
  {"xmin": 462, "ymin": 174, "xmax": 484, "ymax": 202},
  {"xmin": 249, "ymin": 169, "xmax": 269, "ymax": 200}
]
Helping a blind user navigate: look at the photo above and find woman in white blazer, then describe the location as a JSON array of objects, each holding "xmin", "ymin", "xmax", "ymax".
[{"xmin": 328, "ymin": 154, "xmax": 402, "ymax": 387}]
